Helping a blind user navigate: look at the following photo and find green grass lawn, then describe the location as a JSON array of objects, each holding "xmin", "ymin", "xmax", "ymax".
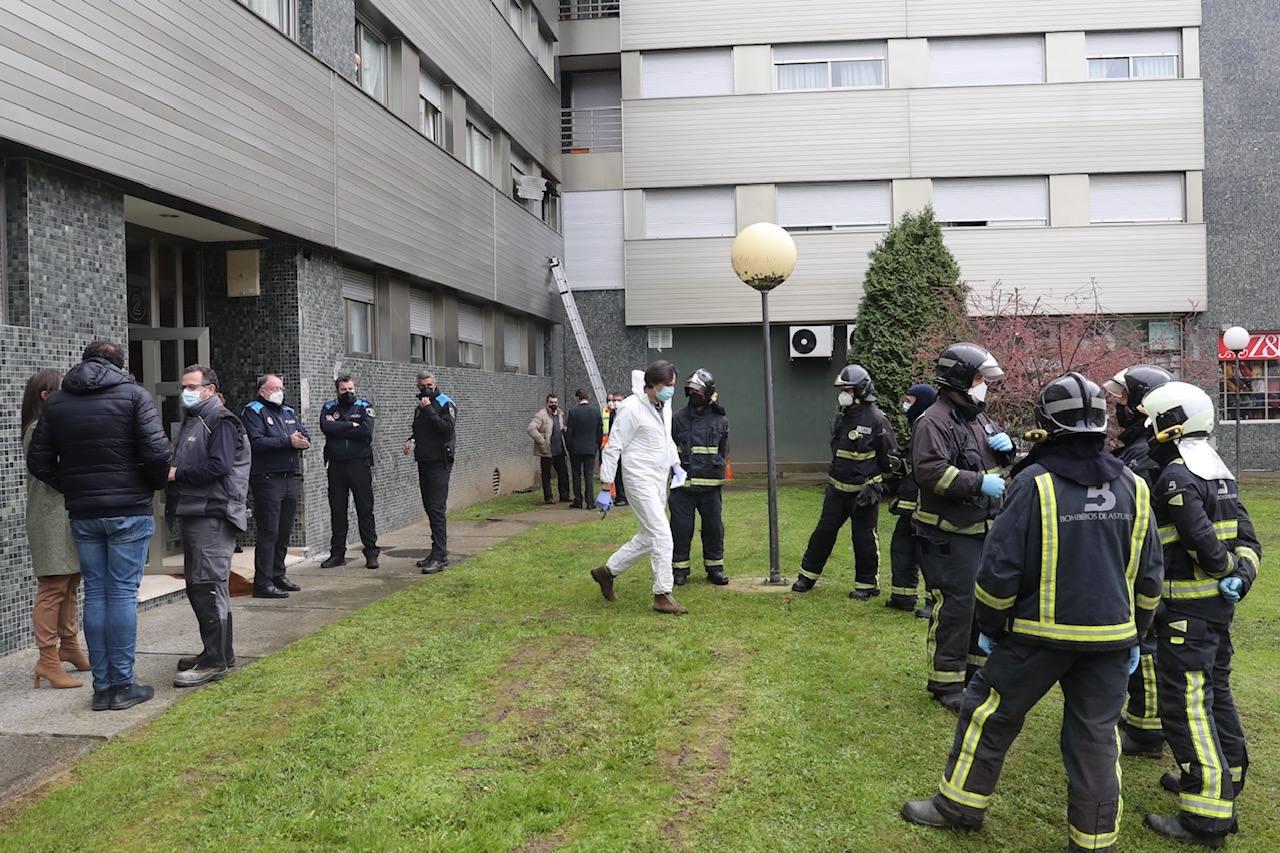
[{"xmin": 4, "ymin": 481, "xmax": 1279, "ymax": 851}]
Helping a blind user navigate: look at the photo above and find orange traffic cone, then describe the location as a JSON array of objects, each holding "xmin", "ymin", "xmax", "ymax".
[{"xmin": 725, "ymin": 459, "xmax": 735, "ymax": 481}]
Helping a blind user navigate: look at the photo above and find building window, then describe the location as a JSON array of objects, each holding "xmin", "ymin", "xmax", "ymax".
[
  {"xmin": 355, "ymin": 20, "xmax": 388, "ymax": 105},
  {"xmin": 1087, "ymin": 31, "xmax": 1180, "ymax": 80},
  {"xmin": 418, "ymin": 70, "xmax": 444, "ymax": 144},
  {"xmin": 342, "ymin": 267, "xmax": 376, "ymax": 356},
  {"xmin": 458, "ymin": 301, "xmax": 485, "ymax": 368},
  {"xmin": 535, "ymin": 323, "xmax": 548, "ymax": 375},
  {"xmin": 564, "ymin": 190, "xmax": 624, "ymax": 289},
  {"xmin": 928, "ymin": 35, "xmax": 1045, "ymax": 87},
  {"xmin": 1090, "ymin": 173, "xmax": 1185, "ymax": 223},
  {"xmin": 777, "ymin": 181, "xmax": 892, "ymax": 231},
  {"xmin": 240, "ymin": 0, "xmax": 295, "ymax": 36},
  {"xmin": 503, "ymin": 316, "xmax": 522, "ymax": 372},
  {"xmin": 538, "ymin": 29, "xmax": 555, "ymax": 78},
  {"xmin": 774, "ymin": 42, "xmax": 887, "ymax": 91},
  {"xmin": 1220, "ymin": 331, "xmax": 1280, "ymax": 422},
  {"xmin": 933, "ymin": 177, "xmax": 1049, "ymax": 227},
  {"xmin": 510, "ymin": 151, "xmax": 531, "ymax": 205},
  {"xmin": 466, "ymin": 118, "xmax": 493, "ymax": 178},
  {"xmin": 507, "ymin": 0, "xmax": 524, "ymax": 38},
  {"xmin": 644, "ymin": 187, "xmax": 736, "ymax": 239},
  {"xmin": 409, "ymin": 288, "xmax": 434, "ymax": 364},
  {"xmin": 542, "ymin": 185, "xmax": 561, "ymax": 231},
  {"xmin": 641, "ymin": 48, "xmax": 733, "ymax": 98}
]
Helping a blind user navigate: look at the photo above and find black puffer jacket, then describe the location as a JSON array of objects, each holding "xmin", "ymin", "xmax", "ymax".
[{"xmin": 27, "ymin": 359, "xmax": 171, "ymax": 519}]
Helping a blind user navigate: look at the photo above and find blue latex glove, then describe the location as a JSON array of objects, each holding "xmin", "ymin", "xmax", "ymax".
[
  {"xmin": 980, "ymin": 474, "xmax": 1006, "ymax": 498},
  {"xmin": 595, "ymin": 490, "xmax": 614, "ymax": 515},
  {"xmin": 987, "ymin": 432, "xmax": 1014, "ymax": 453},
  {"xmin": 1219, "ymin": 577, "xmax": 1243, "ymax": 603},
  {"xmin": 1128, "ymin": 646, "xmax": 1141, "ymax": 675},
  {"xmin": 977, "ymin": 633, "xmax": 995, "ymax": 655},
  {"xmin": 671, "ymin": 464, "xmax": 688, "ymax": 489}
]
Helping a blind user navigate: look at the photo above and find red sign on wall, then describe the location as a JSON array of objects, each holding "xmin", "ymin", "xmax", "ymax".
[{"xmin": 1219, "ymin": 332, "xmax": 1280, "ymax": 361}]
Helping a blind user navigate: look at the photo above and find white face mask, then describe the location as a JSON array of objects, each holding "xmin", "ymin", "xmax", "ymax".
[
  {"xmin": 838, "ymin": 391, "xmax": 855, "ymax": 408},
  {"xmin": 968, "ymin": 382, "xmax": 989, "ymax": 404},
  {"xmin": 901, "ymin": 401, "xmax": 911, "ymax": 414},
  {"xmin": 267, "ymin": 390, "xmax": 284, "ymax": 405}
]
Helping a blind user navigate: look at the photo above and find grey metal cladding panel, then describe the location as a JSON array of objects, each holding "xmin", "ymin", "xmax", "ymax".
[
  {"xmin": 623, "ymin": 92, "xmax": 911, "ymax": 187},
  {"xmin": 621, "ymin": 0, "xmax": 907, "ymax": 50},
  {"xmin": 334, "ymin": 86, "xmax": 496, "ymax": 300},
  {"xmin": 529, "ymin": 0, "xmax": 559, "ymax": 37},
  {"xmin": 491, "ymin": 9, "xmax": 562, "ymax": 176},
  {"xmin": 0, "ymin": 0, "xmax": 336, "ymax": 240},
  {"xmin": 376, "ymin": 0, "xmax": 494, "ymax": 114},
  {"xmin": 910, "ymin": 81, "xmax": 1204, "ymax": 177},
  {"xmin": 906, "ymin": 0, "xmax": 1201, "ymax": 36},
  {"xmin": 494, "ymin": 197, "xmax": 561, "ymax": 318}
]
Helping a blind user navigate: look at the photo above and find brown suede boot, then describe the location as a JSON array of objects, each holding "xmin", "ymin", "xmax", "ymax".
[
  {"xmin": 34, "ymin": 646, "xmax": 81, "ymax": 689},
  {"xmin": 59, "ymin": 635, "xmax": 91, "ymax": 673},
  {"xmin": 653, "ymin": 593, "xmax": 688, "ymax": 615},
  {"xmin": 591, "ymin": 566, "xmax": 617, "ymax": 602}
]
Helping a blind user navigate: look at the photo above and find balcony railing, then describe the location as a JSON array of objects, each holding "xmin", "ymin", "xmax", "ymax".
[
  {"xmin": 560, "ymin": 1, "xmax": 620, "ymax": 21},
  {"xmin": 561, "ymin": 106, "xmax": 622, "ymax": 153}
]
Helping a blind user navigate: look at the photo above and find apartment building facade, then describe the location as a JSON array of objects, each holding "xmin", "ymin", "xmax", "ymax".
[
  {"xmin": 0, "ymin": 0, "xmax": 565, "ymax": 653},
  {"xmin": 557, "ymin": 1, "xmax": 1255, "ymax": 469}
]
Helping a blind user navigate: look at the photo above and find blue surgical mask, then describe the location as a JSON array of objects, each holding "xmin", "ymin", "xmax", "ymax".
[
  {"xmin": 901, "ymin": 401, "xmax": 911, "ymax": 414},
  {"xmin": 657, "ymin": 385, "xmax": 675, "ymax": 402},
  {"xmin": 181, "ymin": 389, "xmax": 202, "ymax": 409}
]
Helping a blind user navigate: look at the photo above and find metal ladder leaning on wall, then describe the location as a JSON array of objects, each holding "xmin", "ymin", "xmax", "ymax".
[{"xmin": 549, "ymin": 257, "xmax": 607, "ymax": 406}]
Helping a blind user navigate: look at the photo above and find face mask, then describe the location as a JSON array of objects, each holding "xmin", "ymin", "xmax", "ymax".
[
  {"xmin": 968, "ymin": 382, "xmax": 989, "ymax": 404},
  {"xmin": 689, "ymin": 393, "xmax": 706, "ymax": 408},
  {"xmin": 339, "ymin": 391, "xmax": 355, "ymax": 406},
  {"xmin": 607, "ymin": 401, "xmax": 616, "ymax": 410},
  {"xmin": 548, "ymin": 404, "xmax": 558, "ymax": 412},
  {"xmin": 181, "ymin": 389, "xmax": 203, "ymax": 409},
  {"xmin": 657, "ymin": 386, "xmax": 675, "ymax": 403},
  {"xmin": 838, "ymin": 391, "xmax": 855, "ymax": 408},
  {"xmin": 267, "ymin": 390, "xmax": 284, "ymax": 406},
  {"xmin": 901, "ymin": 401, "xmax": 911, "ymax": 414}
]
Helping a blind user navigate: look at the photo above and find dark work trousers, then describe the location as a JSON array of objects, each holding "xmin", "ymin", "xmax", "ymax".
[
  {"xmin": 250, "ymin": 472, "xmax": 299, "ymax": 591},
  {"xmin": 888, "ymin": 513, "xmax": 922, "ymax": 602},
  {"xmin": 1156, "ymin": 614, "xmax": 1247, "ymax": 838},
  {"xmin": 798, "ymin": 484, "xmax": 880, "ymax": 592},
  {"xmin": 181, "ymin": 516, "xmax": 236, "ymax": 669},
  {"xmin": 918, "ymin": 527, "xmax": 986, "ymax": 696},
  {"xmin": 570, "ymin": 453, "xmax": 596, "ymax": 506},
  {"xmin": 540, "ymin": 454, "xmax": 570, "ymax": 502},
  {"xmin": 932, "ymin": 639, "xmax": 1129, "ymax": 850},
  {"xmin": 669, "ymin": 486, "xmax": 725, "ymax": 575},
  {"xmin": 327, "ymin": 459, "xmax": 379, "ymax": 559},
  {"xmin": 417, "ymin": 460, "xmax": 452, "ymax": 562},
  {"xmin": 1123, "ymin": 628, "xmax": 1162, "ymax": 749}
]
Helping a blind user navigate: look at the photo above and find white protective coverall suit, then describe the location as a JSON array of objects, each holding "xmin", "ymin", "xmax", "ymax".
[{"xmin": 599, "ymin": 371, "xmax": 680, "ymax": 594}]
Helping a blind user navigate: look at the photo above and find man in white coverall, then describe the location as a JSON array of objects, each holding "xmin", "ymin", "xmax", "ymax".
[{"xmin": 590, "ymin": 361, "xmax": 690, "ymax": 615}]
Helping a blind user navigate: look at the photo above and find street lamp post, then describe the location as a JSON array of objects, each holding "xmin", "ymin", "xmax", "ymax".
[
  {"xmin": 731, "ymin": 223, "xmax": 797, "ymax": 586},
  {"xmin": 1223, "ymin": 325, "xmax": 1251, "ymax": 480}
]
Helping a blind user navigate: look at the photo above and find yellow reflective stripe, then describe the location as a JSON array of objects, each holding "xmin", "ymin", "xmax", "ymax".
[
  {"xmin": 854, "ymin": 581, "xmax": 878, "ymax": 591},
  {"xmin": 671, "ymin": 560, "xmax": 691, "ymax": 569},
  {"xmin": 1234, "ymin": 546, "xmax": 1260, "ymax": 569},
  {"xmin": 929, "ymin": 670, "xmax": 966, "ymax": 683},
  {"xmin": 1230, "ymin": 766, "xmax": 1244, "ymax": 784},
  {"xmin": 1011, "ymin": 619, "xmax": 1136, "ymax": 643},
  {"xmin": 975, "ymin": 583, "xmax": 1016, "ymax": 611},
  {"xmin": 1158, "ymin": 524, "xmax": 1180, "ymax": 546},
  {"xmin": 912, "ymin": 510, "xmax": 989, "ymax": 536},
  {"xmin": 1180, "ymin": 792, "xmax": 1234, "ymax": 818},
  {"xmin": 890, "ymin": 586, "xmax": 917, "ymax": 596},
  {"xmin": 688, "ymin": 478, "xmax": 726, "ymax": 487},
  {"xmin": 934, "ymin": 466, "xmax": 960, "ymax": 495},
  {"xmin": 1184, "ymin": 671, "xmax": 1226, "ymax": 811},
  {"xmin": 829, "ymin": 475, "xmax": 882, "ymax": 492},
  {"xmin": 926, "ymin": 589, "xmax": 942, "ymax": 679},
  {"xmin": 703, "ymin": 559, "xmax": 725, "ymax": 568},
  {"xmin": 1069, "ymin": 822, "xmax": 1119, "ymax": 850},
  {"xmin": 895, "ymin": 499, "xmax": 918, "ymax": 511},
  {"xmin": 1035, "ymin": 473, "xmax": 1058, "ymax": 625},
  {"xmin": 1136, "ymin": 592, "xmax": 1161, "ymax": 610},
  {"xmin": 1163, "ymin": 578, "xmax": 1221, "ymax": 600},
  {"xmin": 798, "ymin": 568, "xmax": 820, "ymax": 580},
  {"xmin": 1126, "ymin": 474, "xmax": 1151, "ymax": 626},
  {"xmin": 939, "ymin": 777, "xmax": 990, "ymax": 809},
  {"xmin": 690, "ymin": 445, "xmax": 719, "ymax": 454},
  {"xmin": 1114, "ymin": 729, "xmax": 1125, "ymax": 835},
  {"xmin": 836, "ymin": 448, "xmax": 877, "ymax": 460},
  {"xmin": 1123, "ymin": 710, "xmax": 1163, "ymax": 731},
  {"xmin": 966, "ymin": 654, "xmax": 987, "ymax": 668},
  {"xmin": 1142, "ymin": 654, "xmax": 1159, "ymax": 724},
  {"xmin": 1213, "ymin": 519, "xmax": 1238, "ymax": 540},
  {"xmin": 941, "ymin": 687, "xmax": 1001, "ymax": 809}
]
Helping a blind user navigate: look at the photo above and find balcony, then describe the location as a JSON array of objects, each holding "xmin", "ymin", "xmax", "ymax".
[
  {"xmin": 558, "ymin": 1, "xmax": 621, "ymax": 56},
  {"xmin": 560, "ymin": 1, "xmax": 619, "ymax": 20},
  {"xmin": 561, "ymin": 106, "xmax": 622, "ymax": 153}
]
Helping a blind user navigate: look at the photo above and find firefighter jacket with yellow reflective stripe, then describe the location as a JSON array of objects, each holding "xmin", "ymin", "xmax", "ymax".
[
  {"xmin": 890, "ymin": 422, "xmax": 921, "ymax": 518},
  {"xmin": 1152, "ymin": 457, "xmax": 1261, "ymax": 624},
  {"xmin": 827, "ymin": 403, "xmax": 897, "ymax": 491},
  {"xmin": 973, "ymin": 464, "xmax": 1164, "ymax": 651},
  {"xmin": 911, "ymin": 394, "xmax": 1014, "ymax": 535},
  {"xmin": 672, "ymin": 402, "xmax": 730, "ymax": 488}
]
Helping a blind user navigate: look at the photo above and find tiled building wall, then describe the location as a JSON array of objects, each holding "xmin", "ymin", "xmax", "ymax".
[
  {"xmin": 300, "ymin": 0, "xmax": 357, "ymax": 81},
  {"xmin": 558, "ymin": 289, "xmax": 648, "ymax": 402},
  {"xmin": 0, "ymin": 159, "xmax": 127, "ymax": 654}
]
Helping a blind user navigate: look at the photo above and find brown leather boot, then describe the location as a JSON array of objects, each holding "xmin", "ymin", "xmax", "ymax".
[
  {"xmin": 34, "ymin": 646, "xmax": 81, "ymax": 689},
  {"xmin": 59, "ymin": 635, "xmax": 91, "ymax": 672},
  {"xmin": 590, "ymin": 566, "xmax": 617, "ymax": 602},
  {"xmin": 653, "ymin": 593, "xmax": 688, "ymax": 615}
]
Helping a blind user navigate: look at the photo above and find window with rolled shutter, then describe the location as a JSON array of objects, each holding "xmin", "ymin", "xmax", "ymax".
[
  {"xmin": 458, "ymin": 301, "xmax": 485, "ymax": 367},
  {"xmin": 342, "ymin": 268, "xmax": 375, "ymax": 355},
  {"xmin": 342, "ymin": 268, "xmax": 375, "ymax": 303},
  {"xmin": 409, "ymin": 288, "xmax": 434, "ymax": 363},
  {"xmin": 933, "ymin": 177, "xmax": 1048, "ymax": 227},
  {"xmin": 503, "ymin": 317, "xmax": 521, "ymax": 370},
  {"xmin": 641, "ymin": 48, "xmax": 732, "ymax": 98},
  {"xmin": 928, "ymin": 35, "xmax": 1045, "ymax": 87},
  {"xmin": 1089, "ymin": 173, "xmax": 1185, "ymax": 223},
  {"xmin": 777, "ymin": 182, "xmax": 891, "ymax": 230}
]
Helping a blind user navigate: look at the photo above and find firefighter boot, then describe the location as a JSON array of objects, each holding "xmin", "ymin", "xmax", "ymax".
[
  {"xmin": 791, "ymin": 575, "xmax": 817, "ymax": 593},
  {"xmin": 706, "ymin": 567, "xmax": 729, "ymax": 585},
  {"xmin": 1144, "ymin": 815, "xmax": 1225, "ymax": 849}
]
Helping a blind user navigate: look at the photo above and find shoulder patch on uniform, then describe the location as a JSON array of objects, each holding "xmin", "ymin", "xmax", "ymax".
[
  {"xmin": 356, "ymin": 399, "xmax": 370, "ymax": 407},
  {"xmin": 1169, "ymin": 493, "xmax": 1184, "ymax": 506},
  {"xmin": 322, "ymin": 400, "xmax": 337, "ymax": 410},
  {"xmin": 247, "ymin": 401, "xmax": 263, "ymax": 413},
  {"xmin": 365, "ymin": 407, "xmax": 375, "ymax": 417},
  {"xmin": 1167, "ymin": 479, "xmax": 1178, "ymax": 493}
]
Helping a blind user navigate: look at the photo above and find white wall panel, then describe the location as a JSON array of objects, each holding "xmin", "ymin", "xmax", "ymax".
[
  {"xmin": 622, "ymin": 0, "xmax": 906, "ymax": 51},
  {"xmin": 563, "ymin": 190, "xmax": 625, "ymax": 289},
  {"xmin": 905, "ymin": 0, "xmax": 1200, "ymax": 37}
]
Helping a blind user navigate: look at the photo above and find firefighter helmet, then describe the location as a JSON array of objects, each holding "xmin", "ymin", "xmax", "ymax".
[
  {"xmin": 834, "ymin": 364, "xmax": 876, "ymax": 402},
  {"xmin": 935, "ymin": 343, "xmax": 1004, "ymax": 391},
  {"xmin": 1103, "ymin": 364, "xmax": 1173, "ymax": 412},
  {"xmin": 1140, "ymin": 381, "xmax": 1216, "ymax": 441},
  {"xmin": 1034, "ymin": 372, "xmax": 1108, "ymax": 438},
  {"xmin": 685, "ymin": 368, "xmax": 715, "ymax": 399}
]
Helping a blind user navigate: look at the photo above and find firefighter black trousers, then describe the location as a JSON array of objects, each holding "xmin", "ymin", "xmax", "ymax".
[
  {"xmin": 1123, "ymin": 628, "xmax": 1161, "ymax": 749},
  {"xmin": 328, "ymin": 459, "xmax": 379, "ymax": 559},
  {"xmin": 918, "ymin": 527, "xmax": 984, "ymax": 695},
  {"xmin": 1156, "ymin": 613, "xmax": 1247, "ymax": 838},
  {"xmin": 888, "ymin": 513, "xmax": 921, "ymax": 601},
  {"xmin": 669, "ymin": 486, "xmax": 724, "ymax": 573},
  {"xmin": 799, "ymin": 484, "xmax": 879, "ymax": 590},
  {"xmin": 933, "ymin": 638, "xmax": 1129, "ymax": 851}
]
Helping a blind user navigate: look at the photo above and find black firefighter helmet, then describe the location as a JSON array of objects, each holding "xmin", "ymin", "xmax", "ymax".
[
  {"xmin": 1103, "ymin": 364, "xmax": 1173, "ymax": 414},
  {"xmin": 835, "ymin": 364, "xmax": 876, "ymax": 402},
  {"xmin": 685, "ymin": 368, "xmax": 715, "ymax": 401},
  {"xmin": 1034, "ymin": 372, "xmax": 1109, "ymax": 439},
  {"xmin": 935, "ymin": 343, "xmax": 1004, "ymax": 391}
]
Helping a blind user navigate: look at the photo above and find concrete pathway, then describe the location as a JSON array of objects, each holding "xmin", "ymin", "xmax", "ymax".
[{"xmin": 0, "ymin": 504, "xmax": 602, "ymax": 806}]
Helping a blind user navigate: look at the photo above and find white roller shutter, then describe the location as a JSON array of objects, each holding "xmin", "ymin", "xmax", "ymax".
[
  {"xmin": 503, "ymin": 318, "xmax": 521, "ymax": 367},
  {"xmin": 773, "ymin": 41, "xmax": 886, "ymax": 62},
  {"xmin": 642, "ymin": 48, "xmax": 732, "ymax": 98},
  {"xmin": 458, "ymin": 302, "xmax": 484, "ymax": 344},
  {"xmin": 409, "ymin": 289, "xmax": 433, "ymax": 336},
  {"xmin": 928, "ymin": 35, "xmax": 1045, "ymax": 87},
  {"xmin": 564, "ymin": 191, "xmax": 624, "ymax": 289},
  {"xmin": 1086, "ymin": 31, "xmax": 1181, "ymax": 57},
  {"xmin": 418, "ymin": 69, "xmax": 443, "ymax": 109},
  {"xmin": 645, "ymin": 187, "xmax": 736, "ymax": 239},
  {"xmin": 934, "ymin": 177, "xmax": 1048, "ymax": 226},
  {"xmin": 1090, "ymin": 173, "xmax": 1185, "ymax": 223},
  {"xmin": 342, "ymin": 267, "xmax": 375, "ymax": 303},
  {"xmin": 777, "ymin": 182, "xmax": 891, "ymax": 229}
]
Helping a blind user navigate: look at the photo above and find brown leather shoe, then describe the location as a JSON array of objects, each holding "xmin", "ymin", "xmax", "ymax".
[
  {"xmin": 653, "ymin": 593, "xmax": 688, "ymax": 615},
  {"xmin": 591, "ymin": 566, "xmax": 617, "ymax": 602}
]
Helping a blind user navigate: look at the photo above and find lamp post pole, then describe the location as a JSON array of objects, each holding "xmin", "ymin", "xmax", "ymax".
[
  {"xmin": 760, "ymin": 289, "xmax": 782, "ymax": 583},
  {"xmin": 1223, "ymin": 326, "xmax": 1251, "ymax": 480}
]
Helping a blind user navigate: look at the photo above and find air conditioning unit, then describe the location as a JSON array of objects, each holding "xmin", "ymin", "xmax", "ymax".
[
  {"xmin": 516, "ymin": 175, "xmax": 548, "ymax": 201},
  {"xmin": 789, "ymin": 326, "xmax": 834, "ymax": 359},
  {"xmin": 847, "ymin": 324, "xmax": 857, "ymax": 351}
]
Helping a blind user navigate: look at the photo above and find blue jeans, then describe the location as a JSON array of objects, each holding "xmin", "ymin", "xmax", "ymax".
[{"xmin": 70, "ymin": 516, "xmax": 155, "ymax": 691}]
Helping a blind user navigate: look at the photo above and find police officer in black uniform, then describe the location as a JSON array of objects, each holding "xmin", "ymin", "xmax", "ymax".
[
  {"xmin": 903, "ymin": 373, "xmax": 1164, "ymax": 853},
  {"xmin": 403, "ymin": 371, "xmax": 457, "ymax": 574},
  {"xmin": 241, "ymin": 373, "xmax": 310, "ymax": 598},
  {"xmin": 319, "ymin": 374, "xmax": 379, "ymax": 569},
  {"xmin": 670, "ymin": 369, "xmax": 730, "ymax": 586},
  {"xmin": 1140, "ymin": 382, "xmax": 1261, "ymax": 848},
  {"xmin": 912, "ymin": 343, "xmax": 1015, "ymax": 712},
  {"xmin": 792, "ymin": 364, "xmax": 898, "ymax": 598},
  {"xmin": 1103, "ymin": 364, "xmax": 1172, "ymax": 758},
  {"xmin": 886, "ymin": 383, "xmax": 937, "ymax": 614}
]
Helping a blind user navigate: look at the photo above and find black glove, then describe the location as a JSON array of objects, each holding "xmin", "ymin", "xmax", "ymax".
[{"xmin": 855, "ymin": 483, "xmax": 883, "ymax": 508}]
